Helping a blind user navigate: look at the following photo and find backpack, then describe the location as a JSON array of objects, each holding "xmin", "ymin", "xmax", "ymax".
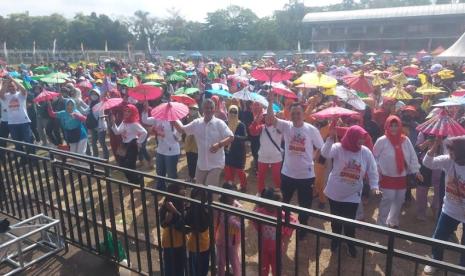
[{"xmin": 85, "ymin": 111, "xmax": 98, "ymax": 129}]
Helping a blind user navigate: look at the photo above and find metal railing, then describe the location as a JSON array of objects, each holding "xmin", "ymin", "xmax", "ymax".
[{"xmin": 0, "ymin": 137, "xmax": 464, "ymax": 276}]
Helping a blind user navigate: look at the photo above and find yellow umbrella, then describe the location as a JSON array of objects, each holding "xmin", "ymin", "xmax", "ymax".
[
  {"xmin": 143, "ymin": 73, "xmax": 164, "ymax": 81},
  {"xmin": 384, "ymin": 85, "xmax": 412, "ymax": 100},
  {"xmin": 416, "ymin": 83, "xmax": 445, "ymax": 95},
  {"xmin": 293, "ymin": 72, "xmax": 337, "ymax": 89},
  {"xmin": 387, "ymin": 66, "xmax": 400, "ymax": 73},
  {"xmin": 437, "ymin": 69, "xmax": 454, "ymax": 80},
  {"xmin": 390, "ymin": 73, "xmax": 408, "ymax": 85},
  {"xmin": 241, "ymin": 63, "xmax": 252, "ymax": 69},
  {"xmin": 371, "ymin": 69, "xmax": 384, "ymax": 75},
  {"xmin": 323, "ymin": 87, "xmax": 336, "ymax": 96},
  {"xmin": 372, "ymin": 75, "xmax": 389, "ymax": 86}
]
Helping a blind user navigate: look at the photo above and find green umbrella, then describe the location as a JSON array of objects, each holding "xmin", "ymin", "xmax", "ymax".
[
  {"xmin": 175, "ymin": 87, "xmax": 199, "ymax": 95},
  {"xmin": 31, "ymin": 75, "xmax": 45, "ymax": 81},
  {"xmin": 175, "ymin": 70, "xmax": 188, "ymax": 78},
  {"xmin": 32, "ymin": 66, "xmax": 50, "ymax": 74},
  {"xmin": 168, "ymin": 74, "xmax": 186, "ymax": 82},
  {"xmin": 207, "ymin": 71, "xmax": 217, "ymax": 80},
  {"xmin": 143, "ymin": 81, "xmax": 162, "ymax": 87},
  {"xmin": 40, "ymin": 77, "xmax": 67, "ymax": 84},
  {"xmin": 45, "ymin": 72, "xmax": 69, "ymax": 79},
  {"xmin": 13, "ymin": 79, "xmax": 32, "ymax": 90},
  {"xmin": 356, "ymin": 91, "xmax": 368, "ymax": 98},
  {"xmin": 118, "ymin": 76, "xmax": 138, "ymax": 88}
]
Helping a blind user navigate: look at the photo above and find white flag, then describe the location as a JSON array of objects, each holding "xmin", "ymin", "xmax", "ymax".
[
  {"xmin": 33, "ymin": 41, "xmax": 36, "ymax": 55},
  {"xmin": 52, "ymin": 39, "xmax": 57, "ymax": 56},
  {"xmin": 81, "ymin": 42, "xmax": 84, "ymax": 53},
  {"xmin": 297, "ymin": 40, "xmax": 301, "ymax": 52},
  {"xmin": 147, "ymin": 37, "xmax": 152, "ymax": 54},
  {"xmin": 105, "ymin": 40, "xmax": 108, "ymax": 52},
  {"xmin": 3, "ymin": 42, "xmax": 7, "ymax": 58}
]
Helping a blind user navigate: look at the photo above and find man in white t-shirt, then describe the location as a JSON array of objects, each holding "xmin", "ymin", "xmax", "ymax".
[
  {"xmin": 0, "ymin": 76, "xmax": 33, "ymax": 153},
  {"xmin": 267, "ymin": 91, "xmax": 324, "ymax": 233},
  {"xmin": 173, "ymin": 99, "xmax": 234, "ymax": 186}
]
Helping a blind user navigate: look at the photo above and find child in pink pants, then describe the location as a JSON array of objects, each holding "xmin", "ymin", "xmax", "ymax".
[
  {"xmin": 216, "ymin": 183, "xmax": 242, "ymax": 276},
  {"xmin": 253, "ymin": 188, "xmax": 295, "ymax": 276}
]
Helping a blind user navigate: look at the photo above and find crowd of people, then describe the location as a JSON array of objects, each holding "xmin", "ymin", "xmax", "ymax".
[{"xmin": 0, "ymin": 52, "xmax": 464, "ymax": 275}]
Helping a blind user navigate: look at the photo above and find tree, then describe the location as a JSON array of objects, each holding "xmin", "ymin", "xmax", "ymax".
[{"xmin": 130, "ymin": 10, "xmax": 166, "ymax": 51}]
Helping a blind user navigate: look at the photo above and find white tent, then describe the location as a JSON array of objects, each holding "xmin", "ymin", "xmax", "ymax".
[{"xmin": 435, "ymin": 32, "xmax": 465, "ymax": 63}]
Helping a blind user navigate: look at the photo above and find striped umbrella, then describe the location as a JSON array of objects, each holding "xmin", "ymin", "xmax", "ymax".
[{"xmin": 416, "ymin": 110, "xmax": 465, "ymax": 137}]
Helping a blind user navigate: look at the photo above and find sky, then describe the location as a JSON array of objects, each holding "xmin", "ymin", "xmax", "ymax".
[{"xmin": 2, "ymin": 0, "xmax": 342, "ymax": 22}]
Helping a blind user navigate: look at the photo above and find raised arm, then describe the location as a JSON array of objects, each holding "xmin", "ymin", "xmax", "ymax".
[
  {"xmin": 0, "ymin": 79, "xmax": 6, "ymax": 100},
  {"xmin": 266, "ymin": 91, "xmax": 277, "ymax": 127}
]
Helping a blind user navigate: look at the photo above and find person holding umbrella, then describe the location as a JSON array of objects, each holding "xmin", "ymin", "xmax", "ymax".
[
  {"xmin": 172, "ymin": 99, "xmax": 234, "ymax": 186},
  {"xmin": 373, "ymin": 115, "xmax": 422, "ymax": 228},
  {"xmin": 266, "ymin": 91, "xmax": 324, "ymax": 236}
]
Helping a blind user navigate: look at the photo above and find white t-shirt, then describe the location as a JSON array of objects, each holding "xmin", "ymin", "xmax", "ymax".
[
  {"xmin": 183, "ymin": 116, "xmax": 233, "ymax": 171},
  {"xmin": 321, "ymin": 139, "xmax": 379, "ymax": 203},
  {"xmin": 141, "ymin": 112, "xmax": 181, "ymax": 156},
  {"xmin": 0, "ymin": 98, "xmax": 8, "ymax": 122},
  {"xmin": 112, "ymin": 122, "xmax": 148, "ymax": 144},
  {"xmin": 423, "ymin": 154, "xmax": 465, "ymax": 223},
  {"xmin": 3, "ymin": 92, "xmax": 30, "ymax": 125},
  {"xmin": 373, "ymin": 136, "xmax": 420, "ymax": 177},
  {"xmin": 276, "ymin": 119, "xmax": 324, "ymax": 179},
  {"xmin": 258, "ymin": 125, "xmax": 283, "ymax": 164}
]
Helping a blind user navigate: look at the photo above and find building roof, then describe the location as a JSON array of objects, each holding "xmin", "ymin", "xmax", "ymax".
[{"xmin": 302, "ymin": 3, "xmax": 465, "ymax": 23}]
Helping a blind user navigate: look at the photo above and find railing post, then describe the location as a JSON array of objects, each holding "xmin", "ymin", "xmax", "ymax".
[
  {"xmin": 385, "ymin": 234, "xmax": 395, "ymax": 276},
  {"xmin": 207, "ymin": 190, "xmax": 216, "ymax": 276},
  {"xmin": 276, "ymin": 206, "xmax": 283, "ymax": 276}
]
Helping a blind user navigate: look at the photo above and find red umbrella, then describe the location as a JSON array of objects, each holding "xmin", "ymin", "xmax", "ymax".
[
  {"xmin": 171, "ymin": 95, "xmax": 197, "ymax": 106},
  {"xmin": 33, "ymin": 90, "xmax": 60, "ymax": 103},
  {"xmin": 342, "ymin": 73, "xmax": 374, "ymax": 94},
  {"xmin": 92, "ymin": 98, "xmax": 123, "ymax": 112},
  {"xmin": 403, "ymin": 66, "xmax": 421, "ymax": 77},
  {"xmin": 272, "ymin": 87, "xmax": 298, "ymax": 99},
  {"xmin": 452, "ymin": 90, "xmax": 465, "ymax": 97},
  {"xmin": 151, "ymin": 102, "xmax": 189, "ymax": 122},
  {"xmin": 128, "ymin": 84, "xmax": 163, "ymax": 101},
  {"xmin": 250, "ymin": 68, "xmax": 292, "ymax": 83},
  {"xmin": 416, "ymin": 110, "xmax": 465, "ymax": 137},
  {"xmin": 311, "ymin": 106, "xmax": 359, "ymax": 120}
]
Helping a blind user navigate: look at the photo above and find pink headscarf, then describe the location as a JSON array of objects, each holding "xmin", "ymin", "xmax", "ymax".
[{"xmin": 340, "ymin": 125, "xmax": 368, "ymax": 152}]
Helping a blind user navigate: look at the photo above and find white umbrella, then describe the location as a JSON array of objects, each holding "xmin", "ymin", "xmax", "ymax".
[
  {"xmin": 233, "ymin": 88, "xmax": 268, "ymax": 107},
  {"xmin": 211, "ymin": 83, "xmax": 229, "ymax": 91},
  {"xmin": 335, "ymin": 86, "xmax": 366, "ymax": 110}
]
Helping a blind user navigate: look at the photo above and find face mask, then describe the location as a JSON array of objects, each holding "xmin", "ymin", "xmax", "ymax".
[{"xmin": 90, "ymin": 95, "xmax": 99, "ymax": 101}]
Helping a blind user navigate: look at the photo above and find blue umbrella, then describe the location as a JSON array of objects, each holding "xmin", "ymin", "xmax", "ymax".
[
  {"xmin": 273, "ymin": 103, "xmax": 282, "ymax": 113},
  {"xmin": 206, "ymin": 89, "xmax": 232, "ymax": 98},
  {"xmin": 191, "ymin": 51, "xmax": 202, "ymax": 58},
  {"xmin": 8, "ymin": 71, "xmax": 20, "ymax": 78}
]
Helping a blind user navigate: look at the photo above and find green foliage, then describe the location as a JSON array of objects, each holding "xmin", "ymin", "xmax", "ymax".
[{"xmin": 0, "ymin": 1, "xmax": 452, "ymax": 51}]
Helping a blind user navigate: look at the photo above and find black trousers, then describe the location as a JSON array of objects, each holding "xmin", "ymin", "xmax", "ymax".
[
  {"xmin": 118, "ymin": 140, "xmax": 140, "ymax": 184},
  {"xmin": 328, "ymin": 198, "xmax": 358, "ymax": 240},
  {"xmin": 0, "ymin": 121, "xmax": 9, "ymax": 159},
  {"xmin": 281, "ymin": 174, "xmax": 314, "ymax": 225},
  {"xmin": 186, "ymin": 152, "xmax": 198, "ymax": 179},
  {"xmin": 46, "ymin": 119, "xmax": 63, "ymax": 146},
  {"xmin": 249, "ymin": 135, "xmax": 260, "ymax": 168}
]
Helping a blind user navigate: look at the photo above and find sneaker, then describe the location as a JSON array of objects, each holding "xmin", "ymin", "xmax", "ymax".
[
  {"xmin": 330, "ymin": 240, "xmax": 339, "ymax": 252},
  {"xmin": 423, "ymin": 265, "xmax": 436, "ymax": 274},
  {"xmin": 347, "ymin": 244, "xmax": 357, "ymax": 258}
]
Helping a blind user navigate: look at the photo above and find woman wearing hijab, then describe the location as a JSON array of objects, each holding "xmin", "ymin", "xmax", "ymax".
[
  {"xmin": 110, "ymin": 104, "xmax": 147, "ymax": 184},
  {"xmin": 321, "ymin": 125, "xmax": 380, "ymax": 257},
  {"xmin": 47, "ymin": 99, "xmax": 88, "ymax": 155},
  {"xmin": 423, "ymin": 136, "xmax": 465, "ymax": 274},
  {"xmin": 224, "ymin": 105, "xmax": 248, "ymax": 192},
  {"xmin": 373, "ymin": 115, "xmax": 422, "ymax": 228},
  {"xmin": 211, "ymin": 95, "xmax": 227, "ymax": 121},
  {"xmin": 86, "ymin": 88, "xmax": 109, "ymax": 159}
]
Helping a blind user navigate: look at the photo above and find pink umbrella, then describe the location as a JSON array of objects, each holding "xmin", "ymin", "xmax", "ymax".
[
  {"xmin": 311, "ymin": 106, "xmax": 359, "ymax": 120},
  {"xmin": 342, "ymin": 73, "xmax": 374, "ymax": 94},
  {"xmin": 150, "ymin": 102, "xmax": 189, "ymax": 121},
  {"xmin": 416, "ymin": 110, "xmax": 465, "ymax": 137},
  {"xmin": 33, "ymin": 90, "xmax": 60, "ymax": 103},
  {"xmin": 92, "ymin": 98, "xmax": 123, "ymax": 112},
  {"xmin": 250, "ymin": 68, "xmax": 292, "ymax": 83},
  {"xmin": 128, "ymin": 84, "xmax": 163, "ymax": 101},
  {"xmin": 403, "ymin": 66, "xmax": 421, "ymax": 77},
  {"xmin": 77, "ymin": 79, "xmax": 93, "ymax": 90},
  {"xmin": 171, "ymin": 95, "xmax": 197, "ymax": 106},
  {"xmin": 451, "ymin": 90, "xmax": 465, "ymax": 97},
  {"xmin": 272, "ymin": 87, "xmax": 298, "ymax": 99}
]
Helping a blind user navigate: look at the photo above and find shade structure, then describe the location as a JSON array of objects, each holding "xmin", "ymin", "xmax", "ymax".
[
  {"xmin": 206, "ymin": 89, "xmax": 232, "ymax": 98},
  {"xmin": 118, "ymin": 76, "xmax": 138, "ymax": 88},
  {"xmin": 92, "ymin": 98, "xmax": 123, "ymax": 112},
  {"xmin": 128, "ymin": 85, "xmax": 163, "ymax": 101},
  {"xmin": 416, "ymin": 83, "xmax": 445, "ymax": 95},
  {"xmin": 432, "ymin": 45, "xmax": 445, "ymax": 56},
  {"xmin": 150, "ymin": 102, "xmax": 189, "ymax": 121},
  {"xmin": 384, "ymin": 85, "xmax": 412, "ymax": 100},
  {"xmin": 342, "ymin": 73, "xmax": 374, "ymax": 94},
  {"xmin": 250, "ymin": 68, "xmax": 292, "ymax": 82},
  {"xmin": 293, "ymin": 72, "xmax": 337, "ymax": 89},
  {"xmin": 416, "ymin": 110, "xmax": 465, "ymax": 137},
  {"xmin": 175, "ymin": 87, "xmax": 200, "ymax": 95},
  {"xmin": 312, "ymin": 106, "xmax": 359, "ymax": 119},
  {"xmin": 335, "ymin": 86, "xmax": 366, "ymax": 110},
  {"xmin": 33, "ymin": 90, "xmax": 60, "ymax": 103},
  {"xmin": 402, "ymin": 66, "xmax": 421, "ymax": 77},
  {"xmin": 171, "ymin": 95, "xmax": 196, "ymax": 106}
]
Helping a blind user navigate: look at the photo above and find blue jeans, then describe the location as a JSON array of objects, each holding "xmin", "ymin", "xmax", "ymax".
[
  {"xmin": 8, "ymin": 123, "xmax": 35, "ymax": 153},
  {"xmin": 91, "ymin": 129, "xmax": 109, "ymax": 159},
  {"xmin": 156, "ymin": 153, "xmax": 179, "ymax": 190},
  {"xmin": 432, "ymin": 212, "xmax": 465, "ymax": 267}
]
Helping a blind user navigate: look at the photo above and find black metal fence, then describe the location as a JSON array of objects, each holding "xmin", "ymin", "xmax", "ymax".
[{"xmin": 0, "ymin": 137, "xmax": 464, "ymax": 276}]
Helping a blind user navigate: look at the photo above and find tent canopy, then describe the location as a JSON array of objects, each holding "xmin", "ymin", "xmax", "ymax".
[{"xmin": 435, "ymin": 32, "xmax": 465, "ymax": 62}]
